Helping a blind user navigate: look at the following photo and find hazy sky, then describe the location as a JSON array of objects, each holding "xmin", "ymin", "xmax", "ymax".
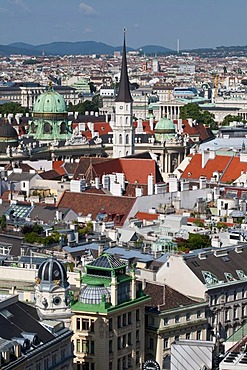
[{"xmin": 1, "ymin": 0, "xmax": 247, "ymax": 50}]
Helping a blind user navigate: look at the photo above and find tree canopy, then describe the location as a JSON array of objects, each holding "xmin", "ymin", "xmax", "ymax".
[
  {"xmin": 68, "ymin": 94, "xmax": 102, "ymax": 114},
  {"xmin": 0, "ymin": 102, "xmax": 29, "ymax": 115},
  {"xmin": 180, "ymin": 102, "xmax": 217, "ymax": 129},
  {"xmin": 221, "ymin": 114, "xmax": 246, "ymax": 126}
]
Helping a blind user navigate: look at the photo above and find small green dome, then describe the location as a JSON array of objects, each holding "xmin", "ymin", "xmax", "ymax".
[
  {"xmin": 33, "ymin": 87, "xmax": 67, "ymax": 114},
  {"xmin": 155, "ymin": 116, "xmax": 176, "ymax": 142},
  {"xmin": 155, "ymin": 116, "xmax": 175, "ymax": 131}
]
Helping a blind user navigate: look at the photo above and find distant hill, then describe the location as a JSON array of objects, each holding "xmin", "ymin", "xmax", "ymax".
[
  {"xmin": 139, "ymin": 45, "xmax": 173, "ymax": 54},
  {"xmin": 0, "ymin": 41, "xmax": 173, "ymax": 56}
]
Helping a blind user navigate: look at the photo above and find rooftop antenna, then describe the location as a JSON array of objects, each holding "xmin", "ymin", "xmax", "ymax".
[{"xmin": 177, "ymin": 38, "xmax": 180, "ymax": 54}]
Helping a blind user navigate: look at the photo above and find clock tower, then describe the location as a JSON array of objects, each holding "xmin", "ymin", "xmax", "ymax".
[{"xmin": 113, "ymin": 29, "xmax": 134, "ymax": 158}]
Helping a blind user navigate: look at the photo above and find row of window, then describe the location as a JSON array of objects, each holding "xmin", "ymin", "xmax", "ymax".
[
  {"xmin": 110, "ymin": 330, "xmax": 140, "ymax": 352},
  {"xmin": 162, "ymin": 331, "xmax": 202, "ymax": 350},
  {"xmin": 162, "ymin": 310, "xmax": 202, "ymax": 326},
  {"xmin": 109, "ymin": 309, "xmax": 140, "ymax": 331},
  {"xmin": 109, "ymin": 351, "xmax": 139, "ymax": 370},
  {"xmin": 76, "ymin": 318, "xmax": 94, "ymax": 332},
  {"xmin": 76, "ymin": 339, "xmax": 95, "ymax": 355},
  {"xmin": 35, "ymin": 347, "xmax": 66, "ymax": 370},
  {"xmin": 210, "ymin": 288, "xmax": 246, "ymax": 305}
]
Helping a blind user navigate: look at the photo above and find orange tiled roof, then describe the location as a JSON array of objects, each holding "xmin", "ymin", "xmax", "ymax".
[
  {"xmin": 181, "ymin": 153, "xmax": 246, "ymax": 182},
  {"xmin": 135, "ymin": 212, "xmax": 159, "ymax": 221}
]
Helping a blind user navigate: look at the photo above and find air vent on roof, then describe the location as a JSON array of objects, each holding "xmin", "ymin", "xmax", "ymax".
[
  {"xmin": 235, "ymin": 246, "xmax": 243, "ymax": 253},
  {"xmin": 214, "ymin": 250, "xmax": 229, "ymax": 257},
  {"xmin": 198, "ymin": 252, "xmax": 208, "ymax": 260}
]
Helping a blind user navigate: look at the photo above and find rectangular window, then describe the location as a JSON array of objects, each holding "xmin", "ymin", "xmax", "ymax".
[
  {"xmin": 90, "ymin": 320, "xmax": 94, "ymax": 332},
  {"xmin": 197, "ymin": 310, "xmax": 202, "ymax": 318},
  {"xmin": 128, "ymin": 354, "xmax": 131, "ymax": 367},
  {"xmin": 109, "ymin": 340, "xmax": 113, "ymax": 353},
  {"xmin": 136, "ymin": 351, "xmax": 140, "ymax": 365},
  {"xmin": 76, "ymin": 318, "xmax": 81, "ymax": 330},
  {"xmin": 82, "ymin": 340, "xmax": 89, "ymax": 353},
  {"xmin": 164, "ymin": 338, "xmax": 169, "ymax": 349},
  {"xmin": 128, "ymin": 312, "xmax": 132, "ymax": 324},
  {"xmin": 123, "ymin": 334, "xmax": 126, "ymax": 348},
  {"xmin": 164, "ymin": 317, "xmax": 169, "ymax": 325},
  {"xmin": 117, "ymin": 336, "xmax": 121, "ymax": 350},
  {"xmin": 82, "ymin": 319, "xmax": 90, "ymax": 330},
  {"xmin": 175, "ymin": 335, "xmax": 179, "ymax": 341},
  {"xmin": 186, "ymin": 313, "xmax": 191, "ymax": 321},
  {"xmin": 109, "ymin": 318, "xmax": 113, "ymax": 331},
  {"xmin": 150, "ymin": 316, "xmax": 155, "ymax": 326},
  {"xmin": 109, "ymin": 362, "xmax": 113, "ymax": 370},
  {"xmin": 91, "ymin": 341, "xmax": 94, "ymax": 354},
  {"xmin": 117, "ymin": 315, "xmax": 122, "ymax": 328},
  {"xmin": 196, "ymin": 331, "xmax": 201, "ymax": 340},
  {"xmin": 136, "ymin": 309, "xmax": 140, "ymax": 322},
  {"xmin": 128, "ymin": 332, "xmax": 131, "ymax": 346},
  {"xmin": 123, "ymin": 313, "xmax": 127, "ymax": 326},
  {"xmin": 234, "ymin": 307, "xmax": 238, "ymax": 319},
  {"xmin": 76, "ymin": 339, "xmax": 81, "ymax": 352},
  {"xmin": 186, "ymin": 333, "xmax": 190, "ymax": 340},
  {"xmin": 149, "ymin": 337, "xmax": 154, "ymax": 349},
  {"xmin": 136, "ymin": 330, "xmax": 139, "ymax": 343},
  {"xmin": 175, "ymin": 315, "xmax": 180, "ymax": 323}
]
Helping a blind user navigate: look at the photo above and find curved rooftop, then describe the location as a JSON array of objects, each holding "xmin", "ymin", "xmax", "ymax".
[{"xmin": 33, "ymin": 86, "xmax": 67, "ymax": 114}]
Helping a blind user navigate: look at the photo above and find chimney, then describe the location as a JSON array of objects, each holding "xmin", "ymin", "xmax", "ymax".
[{"xmin": 201, "ymin": 149, "xmax": 210, "ymax": 168}]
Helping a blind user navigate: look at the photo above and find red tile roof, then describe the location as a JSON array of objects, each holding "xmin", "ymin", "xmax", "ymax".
[
  {"xmin": 56, "ymin": 191, "xmax": 136, "ymax": 226},
  {"xmin": 52, "ymin": 160, "xmax": 66, "ymax": 175},
  {"xmin": 135, "ymin": 212, "xmax": 159, "ymax": 221},
  {"xmin": 181, "ymin": 153, "xmax": 247, "ymax": 183}
]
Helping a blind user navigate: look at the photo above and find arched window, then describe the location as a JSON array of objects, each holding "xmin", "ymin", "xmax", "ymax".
[
  {"xmin": 125, "ymin": 117, "xmax": 128, "ymax": 125},
  {"xmin": 119, "ymin": 134, "xmax": 122, "ymax": 144},
  {"xmin": 60, "ymin": 122, "xmax": 67, "ymax": 134},
  {"xmin": 120, "ymin": 117, "xmax": 123, "ymax": 125},
  {"xmin": 126, "ymin": 134, "xmax": 129, "ymax": 144}
]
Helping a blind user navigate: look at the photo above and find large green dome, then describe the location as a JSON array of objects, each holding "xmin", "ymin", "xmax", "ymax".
[
  {"xmin": 33, "ymin": 87, "xmax": 67, "ymax": 114},
  {"xmin": 154, "ymin": 116, "xmax": 176, "ymax": 142}
]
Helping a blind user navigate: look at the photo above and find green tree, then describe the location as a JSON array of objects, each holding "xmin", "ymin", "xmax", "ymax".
[
  {"xmin": 0, "ymin": 102, "xmax": 28, "ymax": 115},
  {"xmin": 221, "ymin": 114, "xmax": 244, "ymax": 126},
  {"xmin": 176, "ymin": 233, "xmax": 211, "ymax": 251},
  {"xmin": 180, "ymin": 102, "xmax": 217, "ymax": 129}
]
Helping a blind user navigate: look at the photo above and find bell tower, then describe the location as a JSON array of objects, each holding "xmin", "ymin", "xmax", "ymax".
[{"xmin": 113, "ymin": 29, "xmax": 134, "ymax": 158}]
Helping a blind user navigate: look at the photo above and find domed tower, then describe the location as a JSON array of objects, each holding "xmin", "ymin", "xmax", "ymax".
[
  {"xmin": 154, "ymin": 116, "xmax": 187, "ymax": 176},
  {"xmin": 28, "ymin": 85, "xmax": 72, "ymax": 143},
  {"xmin": 0, "ymin": 122, "xmax": 18, "ymax": 153},
  {"xmin": 35, "ymin": 256, "xmax": 72, "ymax": 326},
  {"xmin": 154, "ymin": 116, "xmax": 176, "ymax": 142}
]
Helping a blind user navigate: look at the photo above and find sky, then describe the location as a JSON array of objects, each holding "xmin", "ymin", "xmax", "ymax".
[{"xmin": 0, "ymin": 0, "xmax": 247, "ymax": 50}]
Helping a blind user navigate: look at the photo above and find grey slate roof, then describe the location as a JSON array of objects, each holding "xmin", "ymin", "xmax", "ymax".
[{"xmin": 184, "ymin": 245, "xmax": 247, "ymax": 285}]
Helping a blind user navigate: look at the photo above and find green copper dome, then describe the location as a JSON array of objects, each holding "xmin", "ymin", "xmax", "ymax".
[
  {"xmin": 33, "ymin": 87, "xmax": 67, "ymax": 114},
  {"xmin": 155, "ymin": 116, "xmax": 176, "ymax": 142}
]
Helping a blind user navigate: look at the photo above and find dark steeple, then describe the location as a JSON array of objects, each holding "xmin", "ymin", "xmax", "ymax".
[{"xmin": 115, "ymin": 29, "xmax": 133, "ymax": 103}]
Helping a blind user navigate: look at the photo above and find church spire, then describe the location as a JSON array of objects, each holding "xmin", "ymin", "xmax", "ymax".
[{"xmin": 115, "ymin": 28, "xmax": 133, "ymax": 103}]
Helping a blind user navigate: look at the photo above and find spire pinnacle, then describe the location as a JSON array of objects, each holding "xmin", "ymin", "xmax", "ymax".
[{"xmin": 115, "ymin": 30, "xmax": 133, "ymax": 103}]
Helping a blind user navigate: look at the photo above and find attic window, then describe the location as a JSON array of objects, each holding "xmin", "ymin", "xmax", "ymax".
[
  {"xmin": 236, "ymin": 270, "xmax": 247, "ymax": 280},
  {"xmin": 188, "ymin": 172, "xmax": 192, "ymax": 176},
  {"xmin": 224, "ymin": 272, "xmax": 236, "ymax": 282},
  {"xmin": 202, "ymin": 271, "xmax": 219, "ymax": 285}
]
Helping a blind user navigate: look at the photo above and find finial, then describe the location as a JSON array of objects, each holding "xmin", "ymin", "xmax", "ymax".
[{"xmin": 123, "ymin": 27, "xmax": 126, "ymax": 36}]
